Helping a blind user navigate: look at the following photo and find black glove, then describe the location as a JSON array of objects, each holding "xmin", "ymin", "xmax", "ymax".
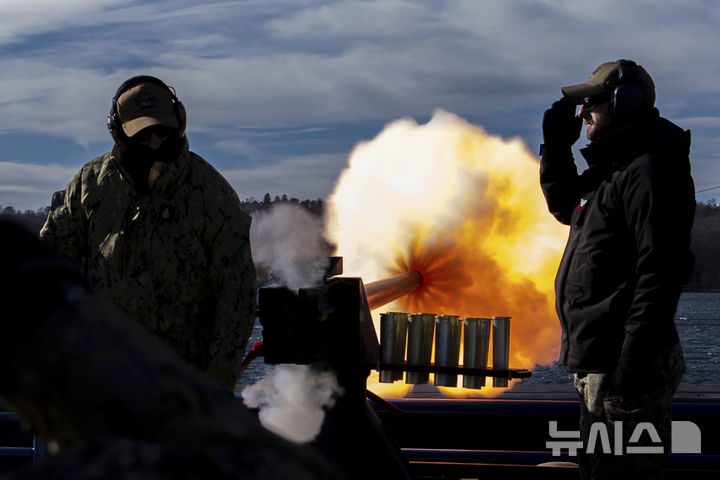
[{"xmin": 542, "ymin": 97, "xmax": 582, "ymax": 149}]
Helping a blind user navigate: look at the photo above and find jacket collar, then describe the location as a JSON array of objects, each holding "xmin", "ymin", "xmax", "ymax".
[
  {"xmin": 106, "ymin": 138, "xmax": 190, "ymax": 194},
  {"xmin": 580, "ymin": 108, "xmax": 660, "ymax": 171}
]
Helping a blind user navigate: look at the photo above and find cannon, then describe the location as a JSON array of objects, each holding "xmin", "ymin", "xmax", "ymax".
[
  {"xmin": 256, "ymin": 257, "xmax": 530, "ymax": 480},
  {"xmin": 365, "ymin": 270, "xmax": 423, "ymax": 310}
]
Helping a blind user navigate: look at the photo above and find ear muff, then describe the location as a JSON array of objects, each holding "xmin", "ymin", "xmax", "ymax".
[
  {"xmin": 611, "ymin": 59, "xmax": 653, "ymax": 123},
  {"xmin": 106, "ymin": 75, "xmax": 187, "ymax": 143}
]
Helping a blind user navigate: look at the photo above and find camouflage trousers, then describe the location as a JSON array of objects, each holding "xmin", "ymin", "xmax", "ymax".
[{"xmin": 573, "ymin": 343, "xmax": 685, "ymax": 480}]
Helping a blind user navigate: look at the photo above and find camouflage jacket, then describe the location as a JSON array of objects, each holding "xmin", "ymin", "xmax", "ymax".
[{"xmin": 40, "ymin": 142, "xmax": 256, "ymax": 391}]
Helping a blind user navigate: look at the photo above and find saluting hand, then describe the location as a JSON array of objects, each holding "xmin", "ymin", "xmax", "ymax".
[{"xmin": 542, "ymin": 97, "xmax": 582, "ymax": 149}]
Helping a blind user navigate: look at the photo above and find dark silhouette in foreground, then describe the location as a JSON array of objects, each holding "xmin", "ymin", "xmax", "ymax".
[{"xmin": 0, "ymin": 217, "xmax": 341, "ymax": 479}]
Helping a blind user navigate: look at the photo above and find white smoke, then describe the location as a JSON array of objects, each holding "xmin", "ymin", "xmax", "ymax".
[
  {"xmin": 242, "ymin": 364, "xmax": 343, "ymax": 443},
  {"xmin": 250, "ymin": 203, "xmax": 329, "ymax": 291}
]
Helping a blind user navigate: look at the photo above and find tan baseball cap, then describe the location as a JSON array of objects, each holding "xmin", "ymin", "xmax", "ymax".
[
  {"xmin": 116, "ymin": 82, "xmax": 179, "ymax": 137},
  {"xmin": 561, "ymin": 60, "xmax": 654, "ymax": 103}
]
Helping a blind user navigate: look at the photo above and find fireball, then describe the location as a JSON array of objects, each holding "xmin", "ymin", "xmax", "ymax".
[{"xmin": 325, "ymin": 110, "xmax": 568, "ymax": 398}]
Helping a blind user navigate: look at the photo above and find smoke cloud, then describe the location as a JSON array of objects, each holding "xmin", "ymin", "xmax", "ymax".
[
  {"xmin": 242, "ymin": 364, "xmax": 343, "ymax": 443},
  {"xmin": 325, "ymin": 110, "xmax": 569, "ymax": 397},
  {"xmin": 250, "ymin": 203, "xmax": 330, "ymax": 291}
]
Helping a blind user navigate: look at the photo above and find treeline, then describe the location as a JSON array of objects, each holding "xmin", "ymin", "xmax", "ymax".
[
  {"xmin": 686, "ymin": 201, "xmax": 720, "ymax": 290},
  {"xmin": 239, "ymin": 193, "xmax": 325, "ymax": 216},
  {"xmin": 0, "ymin": 205, "xmax": 50, "ymax": 233},
  {"xmin": 4, "ymin": 199, "xmax": 720, "ymax": 290}
]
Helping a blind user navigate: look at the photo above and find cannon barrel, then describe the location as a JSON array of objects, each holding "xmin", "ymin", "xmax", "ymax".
[{"xmin": 364, "ymin": 270, "xmax": 424, "ymax": 311}]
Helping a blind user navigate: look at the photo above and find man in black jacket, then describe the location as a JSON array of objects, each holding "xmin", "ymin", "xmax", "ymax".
[{"xmin": 540, "ymin": 60, "xmax": 695, "ymax": 478}]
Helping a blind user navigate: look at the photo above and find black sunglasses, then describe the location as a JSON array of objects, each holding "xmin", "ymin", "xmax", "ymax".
[
  {"xmin": 132, "ymin": 125, "xmax": 175, "ymax": 143},
  {"xmin": 581, "ymin": 94, "xmax": 611, "ymax": 112}
]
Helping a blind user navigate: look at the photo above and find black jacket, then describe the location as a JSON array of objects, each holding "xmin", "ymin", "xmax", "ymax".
[{"xmin": 540, "ymin": 109, "xmax": 695, "ymax": 378}]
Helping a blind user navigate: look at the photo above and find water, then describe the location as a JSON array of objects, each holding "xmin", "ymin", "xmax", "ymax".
[
  {"xmin": 674, "ymin": 292, "xmax": 720, "ymax": 383},
  {"xmin": 521, "ymin": 291, "xmax": 720, "ymax": 384},
  {"xmin": 238, "ymin": 323, "xmax": 275, "ymax": 385},
  {"xmin": 237, "ymin": 292, "xmax": 720, "ymax": 386}
]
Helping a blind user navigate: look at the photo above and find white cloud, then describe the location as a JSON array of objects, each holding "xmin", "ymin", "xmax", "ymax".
[
  {"xmin": 213, "ymin": 138, "xmax": 264, "ymax": 159},
  {"xmin": 0, "ymin": 161, "xmax": 81, "ymax": 210},
  {"xmin": 265, "ymin": 0, "xmax": 438, "ymax": 39},
  {"xmin": 0, "ymin": 0, "xmax": 125, "ymax": 44},
  {"xmin": 0, "ymin": 161, "xmax": 78, "ymax": 184},
  {"xmin": 2, "ymin": 1, "xmax": 720, "ymax": 138},
  {"xmin": 0, "ymin": 61, "xmax": 114, "ymax": 145},
  {"xmin": 675, "ymin": 116, "xmax": 720, "ymax": 129},
  {"xmin": 0, "ymin": 0, "xmax": 719, "ymax": 207},
  {"xmin": 222, "ymin": 152, "xmax": 347, "ymax": 202}
]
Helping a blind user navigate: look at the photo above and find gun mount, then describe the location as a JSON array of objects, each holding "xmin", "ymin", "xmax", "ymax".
[
  {"xmin": 256, "ymin": 257, "xmax": 530, "ymax": 480},
  {"xmin": 258, "ymin": 258, "xmax": 529, "ymax": 384}
]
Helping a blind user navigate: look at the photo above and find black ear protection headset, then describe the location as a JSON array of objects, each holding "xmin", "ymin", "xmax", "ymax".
[
  {"xmin": 106, "ymin": 75, "xmax": 187, "ymax": 144},
  {"xmin": 610, "ymin": 59, "xmax": 654, "ymax": 122}
]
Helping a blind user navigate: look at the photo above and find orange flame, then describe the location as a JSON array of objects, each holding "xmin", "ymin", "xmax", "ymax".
[{"xmin": 325, "ymin": 110, "xmax": 568, "ymax": 398}]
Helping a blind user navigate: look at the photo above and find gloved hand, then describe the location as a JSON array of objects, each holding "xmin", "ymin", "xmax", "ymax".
[{"xmin": 542, "ymin": 97, "xmax": 582, "ymax": 149}]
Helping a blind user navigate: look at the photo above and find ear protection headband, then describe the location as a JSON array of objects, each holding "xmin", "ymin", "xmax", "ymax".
[
  {"xmin": 612, "ymin": 59, "xmax": 653, "ymax": 122},
  {"xmin": 106, "ymin": 75, "xmax": 187, "ymax": 143}
]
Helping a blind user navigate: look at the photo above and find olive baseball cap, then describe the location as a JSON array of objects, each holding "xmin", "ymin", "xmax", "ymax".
[
  {"xmin": 561, "ymin": 60, "xmax": 654, "ymax": 103},
  {"xmin": 116, "ymin": 82, "xmax": 179, "ymax": 137}
]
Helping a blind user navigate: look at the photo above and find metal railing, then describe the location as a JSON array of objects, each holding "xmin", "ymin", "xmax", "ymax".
[{"xmin": 0, "ymin": 412, "xmax": 45, "ymax": 465}]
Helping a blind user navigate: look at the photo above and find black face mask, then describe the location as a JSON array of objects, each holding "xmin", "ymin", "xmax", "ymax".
[
  {"xmin": 126, "ymin": 130, "xmax": 184, "ymax": 164},
  {"xmin": 114, "ymin": 132, "xmax": 185, "ymax": 192}
]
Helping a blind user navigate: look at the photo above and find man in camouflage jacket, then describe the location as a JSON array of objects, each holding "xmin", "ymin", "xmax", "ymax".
[{"xmin": 40, "ymin": 76, "xmax": 256, "ymax": 392}]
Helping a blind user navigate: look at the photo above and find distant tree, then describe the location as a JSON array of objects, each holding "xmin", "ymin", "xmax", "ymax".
[
  {"xmin": 687, "ymin": 201, "xmax": 720, "ymax": 290},
  {"xmin": 0, "ymin": 206, "xmax": 50, "ymax": 234},
  {"xmin": 238, "ymin": 193, "xmax": 326, "ymax": 217}
]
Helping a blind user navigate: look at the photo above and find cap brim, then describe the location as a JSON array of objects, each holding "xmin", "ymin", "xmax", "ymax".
[
  {"xmin": 122, "ymin": 114, "xmax": 179, "ymax": 138},
  {"xmin": 561, "ymin": 83, "xmax": 607, "ymax": 103}
]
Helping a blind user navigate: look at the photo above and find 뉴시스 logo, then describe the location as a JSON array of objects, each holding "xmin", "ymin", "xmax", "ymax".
[{"xmin": 546, "ymin": 420, "xmax": 701, "ymax": 456}]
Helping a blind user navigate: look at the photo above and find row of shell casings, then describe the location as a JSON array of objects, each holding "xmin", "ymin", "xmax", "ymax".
[{"xmin": 379, "ymin": 313, "xmax": 511, "ymax": 389}]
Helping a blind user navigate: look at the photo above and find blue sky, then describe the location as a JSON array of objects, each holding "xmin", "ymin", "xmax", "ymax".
[{"xmin": 1, "ymin": 0, "xmax": 719, "ymax": 211}]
